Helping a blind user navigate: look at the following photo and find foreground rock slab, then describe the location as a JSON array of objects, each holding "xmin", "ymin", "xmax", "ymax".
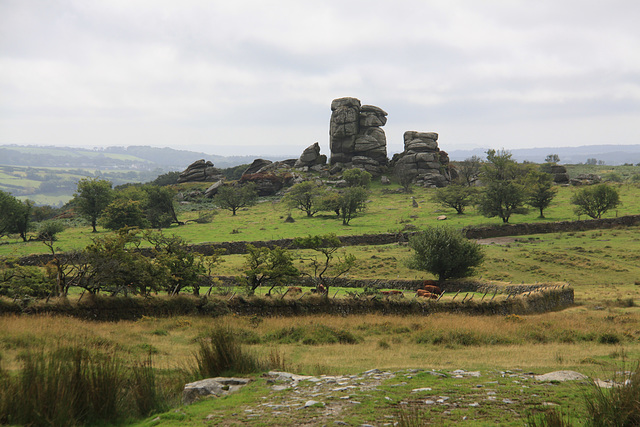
[{"xmin": 183, "ymin": 377, "xmax": 251, "ymax": 404}]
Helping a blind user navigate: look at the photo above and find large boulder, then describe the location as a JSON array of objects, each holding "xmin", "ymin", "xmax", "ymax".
[
  {"xmin": 177, "ymin": 159, "xmax": 223, "ymax": 183},
  {"xmin": 242, "ymin": 159, "xmax": 273, "ymax": 176},
  {"xmin": 295, "ymin": 142, "xmax": 327, "ymax": 168}
]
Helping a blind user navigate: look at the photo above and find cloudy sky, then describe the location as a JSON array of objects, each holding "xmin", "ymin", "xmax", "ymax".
[{"xmin": 1, "ymin": 0, "xmax": 639, "ymax": 157}]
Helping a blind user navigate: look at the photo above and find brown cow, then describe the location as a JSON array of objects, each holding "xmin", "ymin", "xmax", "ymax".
[
  {"xmin": 416, "ymin": 290, "xmax": 438, "ymax": 299},
  {"xmin": 422, "ymin": 280, "xmax": 438, "ymax": 286},
  {"xmin": 423, "ymin": 285, "xmax": 441, "ymax": 294},
  {"xmin": 381, "ymin": 290, "xmax": 404, "ymax": 297},
  {"xmin": 287, "ymin": 286, "xmax": 302, "ymax": 294}
]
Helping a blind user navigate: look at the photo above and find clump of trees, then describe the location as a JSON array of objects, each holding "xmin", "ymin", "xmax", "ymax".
[
  {"xmin": 243, "ymin": 245, "xmax": 298, "ymax": 295},
  {"xmin": 407, "ymin": 226, "xmax": 484, "ymax": 283}
]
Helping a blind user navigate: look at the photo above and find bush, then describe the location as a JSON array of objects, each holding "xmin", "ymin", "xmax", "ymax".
[
  {"xmin": 407, "ymin": 226, "xmax": 484, "ymax": 282},
  {"xmin": 35, "ymin": 220, "xmax": 66, "ymax": 241},
  {"xmin": 342, "ymin": 168, "xmax": 372, "ymax": 188}
]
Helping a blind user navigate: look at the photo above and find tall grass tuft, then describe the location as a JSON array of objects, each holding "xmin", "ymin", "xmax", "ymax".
[
  {"xmin": 193, "ymin": 326, "xmax": 264, "ymax": 378},
  {"xmin": 130, "ymin": 354, "xmax": 168, "ymax": 417},
  {"xmin": 397, "ymin": 406, "xmax": 430, "ymax": 427},
  {"xmin": 0, "ymin": 344, "xmax": 175, "ymax": 426},
  {"xmin": 526, "ymin": 408, "xmax": 572, "ymax": 426},
  {"xmin": 584, "ymin": 363, "xmax": 640, "ymax": 426}
]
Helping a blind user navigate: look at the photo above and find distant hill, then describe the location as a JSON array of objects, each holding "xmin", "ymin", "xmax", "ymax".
[
  {"xmin": 447, "ymin": 145, "xmax": 640, "ymax": 165},
  {"xmin": 0, "ymin": 145, "xmax": 283, "ymax": 170}
]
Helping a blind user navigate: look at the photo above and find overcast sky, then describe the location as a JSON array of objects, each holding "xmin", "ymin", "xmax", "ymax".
[{"xmin": 1, "ymin": 0, "xmax": 639, "ymax": 157}]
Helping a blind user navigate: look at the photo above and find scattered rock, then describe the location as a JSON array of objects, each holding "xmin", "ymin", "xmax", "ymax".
[
  {"xmin": 534, "ymin": 371, "xmax": 588, "ymax": 382},
  {"xmin": 183, "ymin": 377, "xmax": 251, "ymax": 405},
  {"xmin": 295, "ymin": 142, "xmax": 327, "ymax": 168}
]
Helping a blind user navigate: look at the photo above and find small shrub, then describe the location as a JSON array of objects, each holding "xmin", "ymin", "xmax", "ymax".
[
  {"xmin": 599, "ymin": 333, "xmax": 621, "ymax": 345},
  {"xmin": 378, "ymin": 339, "xmax": 390, "ymax": 349}
]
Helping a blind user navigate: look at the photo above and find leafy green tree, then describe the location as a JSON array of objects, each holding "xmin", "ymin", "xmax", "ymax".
[
  {"xmin": 432, "ymin": 182, "xmax": 478, "ymax": 214},
  {"xmin": 146, "ymin": 231, "xmax": 216, "ymax": 295},
  {"xmin": 525, "ymin": 170, "xmax": 557, "ymax": 218},
  {"xmin": 215, "ymin": 183, "xmax": 258, "ymax": 215},
  {"xmin": 73, "ymin": 178, "xmax": 113, "ymax": 232},
  {"xmin": 477, "ymin": 149, "xmax": 528, "ymax": 223},
  {"xmin": 141, "ymin": 185, "xmax": 180, "ymax": 227},
  {"xmin": 342, "ymin": 168, "xmax": 372, "ymax": 188},
  {"xmin": 571, "ymin": 184, "xmax": 621, "ymax": 219},
  {"xmin": 78, "ymin": 229, "xmax": 167, "ymax": 295},
  {"xmin": 101, "ymin": 199, "xmax": 149, "ymax": 231},
  {"xmin": 477, "ymin": 181, "xmax": 528, "ymax": 223},
  {"xmin": 407, "ymin": 226, "xmax": 484, "ymax": 283},
  {"xmin": 293, "ymin": 234, "xmax": 355, "ymax": 295},
  {"xmin": 337, "ymin": 187, "xmax": 369, "ymax": 225},
  {"xmin": 0, "ymin": 191, "xmax": 32, "ymax": 242},
  {"xmin": 282, "ymin": 181, "xmax": 326, "ymax": 217},
  {"xmin": 243, "ymin": 245, "xmax": 299, "ymax": 295},
  {"xmin": 151, "ymin": 170, "xmax": 180, "ymax": 186}
]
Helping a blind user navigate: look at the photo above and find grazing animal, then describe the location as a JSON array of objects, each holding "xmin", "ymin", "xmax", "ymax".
[
  {"xmin": 287, "ymin": 286, "xmax": 302, "ymax": 294},
  {"xmin": 422, "ymin": 285, "xmax": 441, "ymax": 294},
  {"xmin": 381, "ymin": 290, "xmax": 404, "ymax": 297},
  {"xmin": 416, "ymin": 289, "xmax": 437, "ymax": 299},
  {"xmin": 422, "ymin": 280, "xmax": 438, "ymax": 287}
]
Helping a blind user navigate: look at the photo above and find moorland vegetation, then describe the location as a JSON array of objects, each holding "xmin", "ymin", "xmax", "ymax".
[{"xmin": 1, "ymin": 151, "xmax": 640, "ymax": 425}]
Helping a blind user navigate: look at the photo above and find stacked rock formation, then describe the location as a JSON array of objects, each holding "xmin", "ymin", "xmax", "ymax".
[
  {"xmin": 177, "ymin": 159, "xmax": 223, "ymax": 183},
  {"xmin": 392, "ymin": 131, "xmax": 452, "ymax": 187},
  {"xmin": 329, "ymin": 97, "xmax": 388, "ymax": 175}
]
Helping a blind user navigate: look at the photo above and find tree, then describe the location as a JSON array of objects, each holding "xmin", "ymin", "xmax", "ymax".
[
  {"xmin": 0, "ymin": 191, "xmax": 32, "ymax": 242},
  {"xmin": 342, "ymin": 168, "xmax": 372, "ymax": 188},
  {"xmin": 282, "ymin": 181, "xmax": 326, "ymax": 217},
  {"xmin": 293, "ymin": 234, "xmax": 355, "ymax": 295},
  {"xmin": 243, "ymin": 245, "xmax": 299, "ymax": 295},
  {"xmin": 477, "ymin": 149, "xmax": 528, "ymax": 223},
  {"xmin": 141, "ymin": 185, "xmax": 180, "ymax": 227},
  {"xmin": 146, "ymin": 231, "xmax": 217, "ymax": 296},
  {"xmin": 545, "ymin": 154, "xmax": 560, "ymax": 164},
  {"xmin": 457, "ymin": 155, "xmax": 483, "ymax": 187},
  {"xmin": 101, "ymin": 199, "xmax": 149, "ymax": 231},
  {"xmin": 337, "ymin": 187, "xmax": 369, "ymax": 225},
  {"xmin": 524, "ymin": 170, "xmax": 557, "ymax": 218},
  {"xmin": 571, "ymin": 184, "xmax": 621, "ymax": 219},
  {"xmin": 215, "ymin": 183, "xmax": 258, "ymax": 215},
  {"xmin": 73, "ymin": 178, "xmax": 113, "ymax": 232},
  {"xmin": 432, "ymin": 182, "xmax": 478, "ymax": 214},
  {"xmin": 407, "ymin": 226, "xmax": 484, "ymax": 283},
  {"xmin": 477, "ymin": 181, "xmax": 528, "ymax": 223}
]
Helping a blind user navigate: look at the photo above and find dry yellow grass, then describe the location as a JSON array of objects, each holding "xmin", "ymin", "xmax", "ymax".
[{"xmin": 2, "ymin": 309, "xmax": 639, "ymax": 375}]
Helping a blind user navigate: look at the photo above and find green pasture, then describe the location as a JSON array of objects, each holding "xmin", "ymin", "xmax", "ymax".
[{"xmin": 2, "ymin": 183, "xmax": 639, "ymax": 257}]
